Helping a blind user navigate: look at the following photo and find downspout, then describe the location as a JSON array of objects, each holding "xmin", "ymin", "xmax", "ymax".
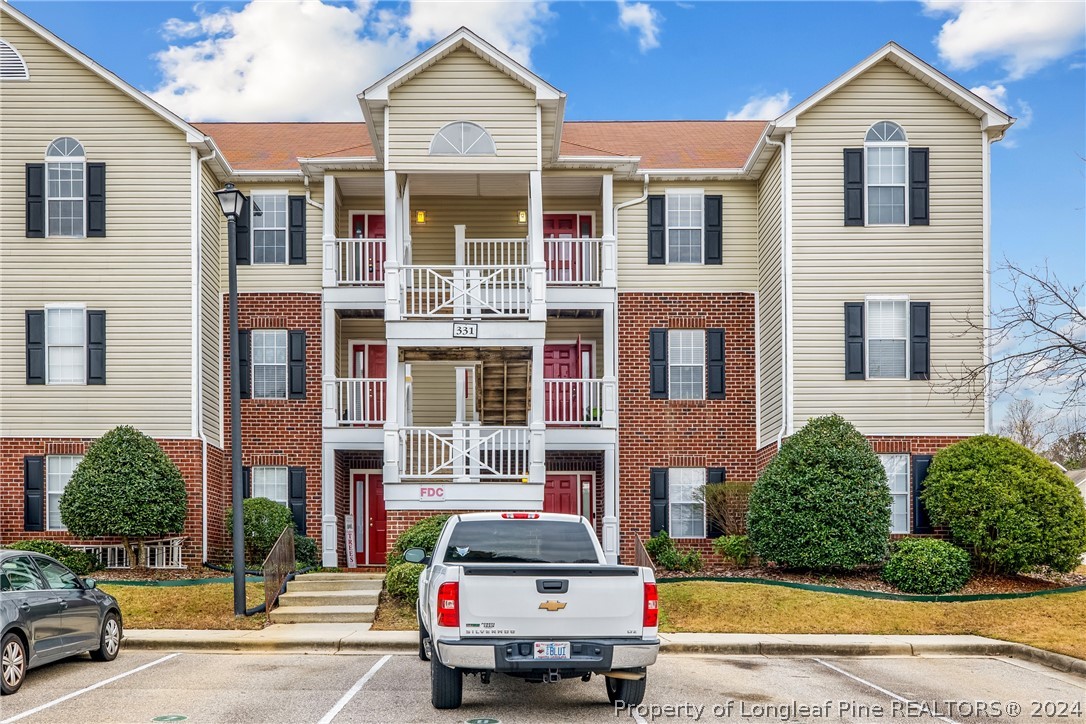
[
  {"xmin": 195, "ymin": 146, "xmax": 217, "ymax": 562},
  {"xmin": 612, "ymin": 171, "xmax": 649, "ymax": 231},
  {"xmin": 304, "ymin": 174, "xmax": 324, "ymax": 211},
  {"xmin": 763, "ymin": 135, "xmax": 790, "ymax": 450}
]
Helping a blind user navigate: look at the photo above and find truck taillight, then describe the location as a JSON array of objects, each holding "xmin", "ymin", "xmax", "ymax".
[
  {"xmin": 437, "ymin": 582, "xmax": 460, "ymax": 627},
  {"xmin": 643, "ymin": 582, "xmax": 658, "ymax": 628},
  {"xmin": 501, "ymin": 513, "xmax": 540, "ymax": 519}
]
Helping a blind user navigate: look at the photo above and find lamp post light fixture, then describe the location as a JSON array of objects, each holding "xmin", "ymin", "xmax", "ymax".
[{"xmin": 214, "ymin": 182, "xmax": 248, "ymax": 617}]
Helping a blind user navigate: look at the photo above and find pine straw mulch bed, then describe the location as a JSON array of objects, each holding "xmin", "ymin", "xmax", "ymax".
[{"xmin": 96, "ymin": 565, "xmax": 242, "ymax": 582}]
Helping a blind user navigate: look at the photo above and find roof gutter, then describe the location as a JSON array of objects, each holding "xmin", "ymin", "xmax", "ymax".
[{"xmin": 612, "ymin": 171, "xmax": 650, "ymax": 234}]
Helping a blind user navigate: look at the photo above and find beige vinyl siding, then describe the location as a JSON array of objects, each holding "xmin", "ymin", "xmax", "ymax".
[
  {"xmin": 0, "ymin": 18, "xmax": 194, "ymax": 437},
  {"xmin": 756, "ymin": 150, "xmax": 784, "ymax": 448},
  {"xmin": 225, "ymin": 182, "xmax": 324, "ymax": 291},
  {"xmin": 409, "ymin": 363, "xmax": 458, "ymax": 426},
  {"xmin": 615, "ymin": 180, "xmax": 759, "ymax": 291},
  {"xmin": 545, "ymin": 319, "xmax": 605, "ymax": 378},
  {"xmin": 199, "ymin": 168, "xmax": 225, "ymax": 446},
  {"xmin": 338, "ymin": 319, "xmax": 385, "ymax": 377},
  {"xmin": 789, "ymin": 60, "xmax": 984, "ymax": 435},
  {"xmin": 387, "ymin": 48, "xmax": 538, "ymax": 172}
]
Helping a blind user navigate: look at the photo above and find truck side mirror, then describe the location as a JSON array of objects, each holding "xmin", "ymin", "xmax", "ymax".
[{"xmin": 403, "ymin": 547, "xmax": 429, "ymax": 564}]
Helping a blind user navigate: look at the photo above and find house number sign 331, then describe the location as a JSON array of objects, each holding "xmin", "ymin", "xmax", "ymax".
[{"xmin": 453, "ymin": 322, "xmax": 478, "ymax": 338}]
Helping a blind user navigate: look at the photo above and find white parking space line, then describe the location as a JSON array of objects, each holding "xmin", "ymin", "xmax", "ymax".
[
  {"xmin": 812, "ymin": 658, "xmax": 959, "ymax": 724},
  {"xmin": 317, "ymin": 654, "xmax": 392, "ymax": 724},
  {"xmin": 1, "ymin": 653, "xmax": 181, "ymax": 724}
]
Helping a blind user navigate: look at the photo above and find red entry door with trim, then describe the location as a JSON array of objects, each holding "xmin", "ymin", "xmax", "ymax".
[
  {"xmin": 543, "ymin": 344, "xmax": 581, "ymax": 423},
  {"xmin": 349, "ymin": 213, "xmax": 386, "ymax": 283},
  {"xmin": 351, "ymin": 343, "xmax": 386, "ymax": 425},
  {"xmin": 544, "ymin": 474, "xmax": 579, "ymax": 516},
  {"xmin": 543, "ymin": 214, "xmax": 592, "ymax": 282},
  {"xmin": 353, "ymin": 472, "xmax": 386, "ymax": 565}
]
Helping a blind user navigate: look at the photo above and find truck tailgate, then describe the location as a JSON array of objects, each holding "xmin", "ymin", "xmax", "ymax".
[{"xmin": 458, "ymin": 565, "xmax": 645, "ymax": 639}]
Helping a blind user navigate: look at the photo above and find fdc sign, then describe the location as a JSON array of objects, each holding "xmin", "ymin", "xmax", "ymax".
[{"xmin": 420, "ymin": 485, "xmax": 445, "ymax": 501}]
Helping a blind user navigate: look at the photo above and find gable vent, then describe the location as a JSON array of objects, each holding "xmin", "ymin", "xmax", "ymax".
[{"xmin": 1, "ymin": 40, "xmax": 29, "ymax": 80}]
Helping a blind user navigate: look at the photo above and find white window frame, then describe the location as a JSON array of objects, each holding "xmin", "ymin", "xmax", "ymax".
[
  {"xmin": 664, "ymin": 190, "xmax": 704, "ymax": 264},
  {"xmin": 252, "ymin": 466, "xmax": 289, "ymax": 506},
  {"xmin": 879, "ymin": 454, "xmax": 910, "ymax": 534},
  {"xmin": 250, "ymin": 191, "xmax": 289, "ymax": 265},
  {"xmin": 44, "ymin": 136, "xmax": 87, "ymax": 238},
  {"xmin": 865, "ymin": 295, "xmax": 909, "ymax": 380},
  {"xmin": 668, "ymin": 329, "xmax": 706, "ymax": 400},
  {"xmin": 429, "ymin": 121, "xmax": 496, "ymax": 156},
  {"xmin": 46, "ymin": 455, "xmax": 83, "ymax": 531},
  {"xmin": 863, "ymin": 122, "xmax": 909, "ymax": 227},
  {"xmin": 45, "ymin": 303, "xmax": 87, "ymax": 385},
  {"xmin": 668, "ymin": 468, "xmax": 706, "ymax": 539},
  {"xmin": 252, "ymin": 329, "xmax": 288, "ymax": 399}
]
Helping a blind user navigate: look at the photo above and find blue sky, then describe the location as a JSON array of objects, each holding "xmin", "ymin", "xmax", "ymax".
[{"xmin": 10, "ymin": 0, "xmax": 1085, "ymax": 422}]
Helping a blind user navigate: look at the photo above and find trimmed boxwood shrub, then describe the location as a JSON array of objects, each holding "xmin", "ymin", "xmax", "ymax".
[
  {"xmin": 922, "ymin": 435, "xmax": 1086, "ymax": 573},
  {"xmin": 747, "ymin": 414, "xmax": 892, "ymax": 570},
  {"xmin": 644, "ymin": 531, "xmax": 702, "ymax": 572},
  {"xmin": 712, "ymin": 535, "xmax": 754, "ymax": 568},
  {"xmin": 881, "ymin": 538, "xmax": 971, "ymax": 594},
  {"xmin": 294, "ymin": 535, "xmax": 318, "ymax": 567},
  {"xmin": 386, "ymin": 562, "xmax": 425, "ymax": 602},
  {"xmin": 386, "ymin": 514, "xmax": 450, "ymax": 571},
  {"xmin": 226, "ymin": 498, "xmax": 295, "ymax": 566},
  {"xmin": 4, "ymin": 540, "xmax": 103, "ymax": 576}
]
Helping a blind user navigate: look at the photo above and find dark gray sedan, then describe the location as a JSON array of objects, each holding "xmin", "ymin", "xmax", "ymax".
[{"xmin": 1, "ymin": 549, "xmax": 122, "ymax": 695}]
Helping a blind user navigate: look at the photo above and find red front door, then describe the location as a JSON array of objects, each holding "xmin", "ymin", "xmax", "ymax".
[
  {"xmin": 543, "ymin": 214, "xmax": 592, "ymax": 282},
  {"xmin": 544, "ymin": 474, "xmax": 579, "ymax": 516},
  {"xmin": 349, "ymin": 213, "xmax": 386, "ymax": 283},
  {"xmin": 351, "ymin": 343, "xmax": 386, "ymax": 425},
  {"xmin": 544, "ymin": 344, "xmax": 580, "ymax": 423},
  {"xmin": 354, "ymin": 472, "xmax": 386, "ymax": 566}
]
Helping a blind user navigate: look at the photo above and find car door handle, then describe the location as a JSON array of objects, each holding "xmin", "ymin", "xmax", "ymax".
[
  {"xmin": 58, "ymin": 601, "xmax": 68, "ymax": 610},
  {"xmin": 18, "ymin": 602, "xmax": 30, "ymax": 611}
]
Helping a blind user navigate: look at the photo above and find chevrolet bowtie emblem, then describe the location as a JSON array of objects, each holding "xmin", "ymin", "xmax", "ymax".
[{"xmin": 538, "ymin": 600, "xmax": 567, "ymax": 612}]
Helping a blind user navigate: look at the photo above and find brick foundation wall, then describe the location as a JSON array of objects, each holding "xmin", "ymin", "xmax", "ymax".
[
  {"xmin": 0, "ymin": 436, "xmax": 209, "ymax": 566},
  {"xmin": 204, "ymin": 442, "xmax": 227, "ymax": 564},
  {"xmin": 223, "ymin": 292, "xmax": 323, "ymax": 552}
]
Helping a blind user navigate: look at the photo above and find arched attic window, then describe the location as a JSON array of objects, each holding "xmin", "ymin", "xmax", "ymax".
[
  {"xmin": 45, "ymin": 137, "xmax": 87, "ymax": 237},
  {"xmin": 429, "ymin": 121, "xmax": 496, "ymax": 156},
  {"xmin": 0, "ymin": 39, "xmax": 30, "ymax": 80},
  {"xmin": 864, "ymin": 121, "xmax": 908, "ymax": 225}
]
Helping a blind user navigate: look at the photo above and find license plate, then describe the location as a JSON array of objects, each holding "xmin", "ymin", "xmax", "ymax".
[{"xmin": 533, "ymin": 641, "xmax": 570, "ymax": 660}]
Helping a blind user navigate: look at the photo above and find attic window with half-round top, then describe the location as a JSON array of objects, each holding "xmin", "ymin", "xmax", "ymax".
[
  {"xmin": 430, "ymin": 121, "xmax": 496, "ymax": 156},
  {"xmin": 0, "ymin": 39, "xmax": 30, "ymax": 80}
]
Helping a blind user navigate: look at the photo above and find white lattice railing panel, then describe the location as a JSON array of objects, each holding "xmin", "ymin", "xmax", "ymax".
[
  {"xmin": 400, "ymin": 425, "xmax": 530, "ymax": 480},
  {"xmin": 75, "ymin": 537, "xmax": 185, "ymax": 569},
  {"xmin": 400, "ymin": 265, "xmax": 530, "ymax": 318}
]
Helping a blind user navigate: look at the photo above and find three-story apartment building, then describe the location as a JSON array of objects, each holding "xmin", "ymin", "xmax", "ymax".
[{"xmin": 0, "ymin": 5, "xmax": 1012, "ymax": 568}]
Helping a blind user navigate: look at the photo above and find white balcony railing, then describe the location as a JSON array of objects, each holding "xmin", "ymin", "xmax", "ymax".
[
  {"xmin": 543, "ymin": 378, "xmax": 611, "ymax": 426},
  {"xmin": 336, "ymin": 238, "xmax": 386, "ymax": 286},
  {"xmin": 400, "ymin": 265, "xmax": 531, "ymax": 318},
  {"xmin": 328, "ymin": 378, "xmax": 386, "ymax": 426},
  {"xmin": 400, "ymin": 424, "xmax": 530, "ymax": 481},
  {"xmin": 544, "ymin": 238, "xmax": 604, "ymax": 286}
]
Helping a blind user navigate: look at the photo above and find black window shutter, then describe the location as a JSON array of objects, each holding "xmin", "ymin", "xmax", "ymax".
[
  {"xmin": 706, "ymin": 328, "xmax": 726, "ymax": 400},
  {"xmin": 86, "ymin": 162, "xmax": 106, "ymax": 237},
  {"xmin": 87, "ymin": 310, "xmax": 106, "ymax": 385},
  {"xmin": 288, "ymin": 195, "xmax": 306, "ymax": 265},
  {"xmin": 238, "ymin": 329, "xmax": 251, "ymax": 399},
  {"xmin": 288, "ymin": 330, "xmax": 306, "ymax": 399},
  {"xmin": 650, "ymin": 468, "xmax": 669, "ymax": 535},
  {"xmin": 704, "ymin": 195, "xmax": 722, "ymax": 265},
  {"xmin": 25, "ymin": 310, "xmax": 45, "ymax": 385},
  {"xmin": 26, "ymin": 164, "xmax": 45, "ymax": 238},
  {"xmin": 647, "ymin": 195, "xmax": 665, "ymax": 264},
  {"xmin": 844, "ymin": 302, "xmax": 865, "ymax": 380},
  {"xmin": 909, "ymin": 148, "xmax": 930, "ymax": 226},
  {"xmin": 912, "ymin": 454, "xmax": 934, "ymax": 533},
  {"xmin": 706, "ymin": 467, "xmax": 726, "ymax": 538},
  {"xmin": 288, "ymin": 467, "xmax": 307, "ymax": 535},
  {"xmin": 24, "ymin": 456, "xmax": 45, "ymax": 531},
  {"xmin": 649, "ymin": 328, "xmax": 668, "ymax": 399},
  {"xmin": 242, "ymin": 466, "xmax": 251, "ymax": 499},
  {"xmin": 235, "ymin": 196, "xmax": 251, "ymax": 265},
  {"xmin": 909, "ymin": 302, "xmax": 930, "ymax": 380},
  {"xmin": 843, "ymin": 148, "xmax": 864, "ymax": 226}
]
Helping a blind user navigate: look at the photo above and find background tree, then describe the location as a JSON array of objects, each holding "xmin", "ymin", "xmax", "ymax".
[
  {"xmin": 997, "ymin": 398, "xmax": 1050, "ymax": 452},
  {"xmin": 1045, "ymin": 411, "xmax": 1086, "ymax": 470},
  {"xmin": 59, "ymin": 426, "xmax": 188, "ymax": 567}
]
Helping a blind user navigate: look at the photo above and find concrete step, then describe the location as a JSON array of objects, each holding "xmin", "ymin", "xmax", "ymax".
[
  {"xmin": 289, "ymin": 578, "xmax": 384, "ymax": 593},
  {"xmin": 269, "ymin": 605, "xmax": 376, "ymax": 624},
  {"xmin": 278, "ymin": 590, "xmax": 380, "ymax": 607},
  {"xmin": 297, "ymin": 573, "xmax": 384, "ymax": 581}
]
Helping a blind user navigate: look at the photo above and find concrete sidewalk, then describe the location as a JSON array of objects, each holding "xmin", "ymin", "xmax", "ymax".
[{"xmin": 121, "ymin": 626, "xmax": 1086, "ymax": 675}]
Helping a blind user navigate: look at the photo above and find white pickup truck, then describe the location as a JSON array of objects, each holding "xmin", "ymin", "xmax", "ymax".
[{"xmin": 405, "ymin": 512, "xmax": 659, "ymax": 710}]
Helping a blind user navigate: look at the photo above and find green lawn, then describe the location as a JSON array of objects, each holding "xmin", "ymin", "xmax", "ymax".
[{"xmin": 101, "ymin": 582, "xmax": 266, "ymax": 630}]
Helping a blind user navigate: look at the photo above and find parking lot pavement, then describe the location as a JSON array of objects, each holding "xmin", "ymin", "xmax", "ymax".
[{"xmin": 2, "ymin": 652, "xmax": 1083, "ymax": 724}]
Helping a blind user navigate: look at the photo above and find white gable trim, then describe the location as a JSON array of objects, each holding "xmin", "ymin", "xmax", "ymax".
[
  {"xmin": 774, "ymin": 42, "xmax": 1014, "ymax": 132},
  {"xmin": 1, "ymin": 3, "xmax": 206, "ymax": 143}
]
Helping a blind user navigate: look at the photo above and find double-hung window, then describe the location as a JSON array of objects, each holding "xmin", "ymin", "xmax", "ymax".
[
  {"xmin": 666, "ymin": 192, "xmax": 703, "ymax": 263},
  {"xmin": 252, "ymin": 466, "xmax": 289, "ymax": 506},
  {"xmin": 46, "ymin": 454, "xmax": 82, "ymax": 531},
  {"xmin": 668, "ymin": 330, "xmax": 705, "ymax": 400},
  {"xmin": 866, "ymin": 298, "xmax": 908, "ymax": 379},
  {"xmin": 864, "ymin": 122, "xmax": 907, "ymax": 225},
  {"xmin": 45, "ymin": 137, "xmax": 86, "ymax": 237},
  {"xmin": 252, "ymin": 330, "xmax": 288, "ymax": 399},
  {"xmin": 251, "ymin": 193, "xmax": 288, "ymax": 264},
  {"xmin": 879, "ymin": 454, "xmax": 909, "ymax": 534},
  {"xmin": 46, "ymin": 306, "xmax": 86, "ymax": 384},
  {"xmin": 668, "ymin": 468, "xmax": 706, "ymax": 538}
]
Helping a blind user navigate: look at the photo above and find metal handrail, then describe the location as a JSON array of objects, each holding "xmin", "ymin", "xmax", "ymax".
[{"xmin": 262, "ymin": 526, "xmax": 296, "ymax": 613}]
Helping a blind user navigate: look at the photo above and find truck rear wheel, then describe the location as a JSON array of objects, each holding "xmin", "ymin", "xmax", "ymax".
[
  {"xmin": 430, "ymin": 655, "xmax": 463, "ymax": 709},
  {"xmin": 605, "ymin": 672, "xmax": 646, "ymax": 707}
]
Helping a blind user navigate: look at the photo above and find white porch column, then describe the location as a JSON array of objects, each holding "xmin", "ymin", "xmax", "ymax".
[
  {"xmin": 383, "ymin": 342, "xmax": 402, "ymax": 483},
  {"xmin": 401, "ymin": 176, "xmax": 412, "ymax": 265},
  {"xmin": 528, "ymin": 340, "xmax": 546, "ymax": 484},
  {"xmin": 384, "ymin": 171, "xmax": 401, "ymax": 321},
  {"xmin": 601, "ymin": 173, "xmax": 617, "ymax": 288},
  {"xmin": 602, "ymin": 444, "xmax": 619, "ymax": 564},
  {"xmin": 528, "ymin": 171, "xmax": 546, "ymax": 321},
  {"xmin": 322, "ymin": 304, "xmax": 338, "ymax": 428},
  {"xmin": 321, "ymin": 443, "xmax": 338, "ymax": 567},
  {"xmin": 322, "ymin": 174, "xmax": 337, "ymax": 288},
  {"xmin": 602, "ymin": 301, "xmax": 618, "ymax": 428}
]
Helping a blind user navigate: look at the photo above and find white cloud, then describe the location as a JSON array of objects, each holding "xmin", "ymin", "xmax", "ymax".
[
  {"xmin": 725, "ymin": 90, "xmax": 791, "ymax": 121},
  {"xmin": 969, "ymin": 84, "xmax": 1033, "ymax": 148},
  {"xmin": 150, "ymin": 0, "xmax": 554, "ymax": 122},
  {"xmin": 969, "ymin": 83, "xmax": 1007, "ymax": 108},
  {"xmin": 616, "ymin": 0, "xmax": 661, "ymax": 52},
  {"xmin": 923, "ymin": 1, "xmax": 1086, "ymax": 81}
]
